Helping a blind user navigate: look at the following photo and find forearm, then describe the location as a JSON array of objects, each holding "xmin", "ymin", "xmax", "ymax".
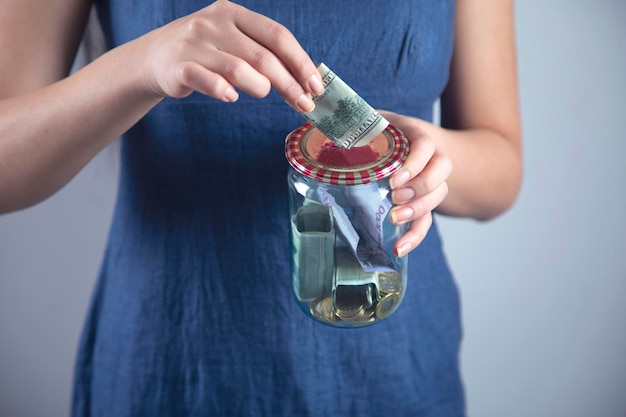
[
  {"xmin": 0, "ymin": 1, "xmax": 326, "ymax": 215},
  {"xmin": 417, "ymin": 119, "xmax": 522, "ymax": 221},
  {"xmin": 0, "ymin": 42, "xmax": 162, "ymax": 214}
]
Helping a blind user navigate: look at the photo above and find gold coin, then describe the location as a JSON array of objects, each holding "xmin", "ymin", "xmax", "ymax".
[
  {"xmin": 335, "ymin": 304, "xmax": 365, "ymax": 320},
  {"xmin": 378, "ymin": 272, "xmax": 402, "ymax": 295},
  {"xmin": 310, "ymin": 297, "xmax": 340, "ymax": 323},
  {"xmin": 375, "ymin": 293, "xmax": 399, "ymax": 319},
  {"xmin": 350, "ymin": 308, "xmax": 376, "ymax": 325}
]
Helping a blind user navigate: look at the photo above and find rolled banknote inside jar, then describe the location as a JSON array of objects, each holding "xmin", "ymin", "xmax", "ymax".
[{"xmin": 300, "ymin": 63, "xmax": 389, "ymax": 149}]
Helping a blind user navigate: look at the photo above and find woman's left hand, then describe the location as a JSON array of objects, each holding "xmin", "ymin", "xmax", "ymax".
[{"xmin": 379, "ymin": 110, "xmax": 453, "ymax": 257}]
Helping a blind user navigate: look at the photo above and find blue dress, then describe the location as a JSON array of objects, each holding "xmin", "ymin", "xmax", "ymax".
[{"xmin": 73, "ymin": 1, "xmax": 465, "ymax": 416}]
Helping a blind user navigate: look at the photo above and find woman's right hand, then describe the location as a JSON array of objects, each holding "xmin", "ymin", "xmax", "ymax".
[
  {"xmin": 0, "ymin": 0, "xmax": 324, "ymax": 214},
  {"xmin": 136, "ymin": 0, "xmax": 324, "ymax": 111}
]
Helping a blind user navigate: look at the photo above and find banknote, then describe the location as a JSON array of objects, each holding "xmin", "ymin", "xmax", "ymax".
[
  {"xmin": 291, "ymin": 204, "xmax": 335, "ymax": 301},
  {"xmin": 301, "ymin": 63, "xmax": 389, "ymax": 149},
  {"xmin": 314, "ymin": 184, "xmax": 396, "ymax": 273}
]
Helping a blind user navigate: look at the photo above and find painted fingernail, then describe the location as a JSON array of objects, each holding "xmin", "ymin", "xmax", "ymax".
[
  {"xmin": 308, "ymin": 73, "xmax": 325, "ymax": 95},
  {"xmin": 390, "ymin": 206, "xmax": 414, "ymax": 224},
  {"xmin": 223, "ymin": 87, "xmax": 239, "ymax": 102},
  {"xmin": 395, "ymin": 242, "xmax": 413, "ymax": 257},
  {"xmin": 296, "ymin": 93, "xmax": 315, "ymax": 112},
  {"xmin": 390, "ymin": 169, "xmax": 410, "ymax": 189},
  {"xmin": 392, "ymin": 188, "xmax": 416, "ymax": 204}
]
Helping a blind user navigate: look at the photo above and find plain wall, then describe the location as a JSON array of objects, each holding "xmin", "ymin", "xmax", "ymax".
[{"xmin": 1, "ymin": 1, "xmax": 625, "ymax": 416}]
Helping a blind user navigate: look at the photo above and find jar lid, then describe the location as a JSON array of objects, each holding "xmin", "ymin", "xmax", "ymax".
[{"xmin": 285, "ymin": 123, "xmax": 409, "ymax": 185}]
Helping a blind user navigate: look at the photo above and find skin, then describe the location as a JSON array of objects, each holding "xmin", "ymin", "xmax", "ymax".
[
  {"xmin": 0, "ymin": 0, "xmax": 522, "ymax": 258},
  {"xmin": 387, "ymin": 0, "xmax": 522, "ymax": 255}
]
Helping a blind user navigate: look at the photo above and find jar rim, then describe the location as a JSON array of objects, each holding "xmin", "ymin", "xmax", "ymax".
[{"xmin": 285, "ymin": 123, "xmax": 409, "ymax": 185}]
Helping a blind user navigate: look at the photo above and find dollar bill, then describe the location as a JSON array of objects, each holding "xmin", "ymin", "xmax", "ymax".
[{"xmin": 301, "ymin": 63, "xmax": 389, "ymax": 149}]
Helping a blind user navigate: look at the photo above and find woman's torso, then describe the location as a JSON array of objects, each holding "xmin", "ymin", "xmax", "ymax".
[{"xmin": 72, "ymin": 1, "xmax": 465, "ymax": 416}]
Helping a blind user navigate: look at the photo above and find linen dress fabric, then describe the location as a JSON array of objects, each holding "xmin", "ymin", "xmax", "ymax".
[{"xmin": 72, "ymin": 1, "xmax": 465, "ymax": 416}]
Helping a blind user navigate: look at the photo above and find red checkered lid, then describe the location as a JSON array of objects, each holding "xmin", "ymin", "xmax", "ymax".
[{"xmin": 285, "ymin": 123, "xmax": 409, "ymax": 185}]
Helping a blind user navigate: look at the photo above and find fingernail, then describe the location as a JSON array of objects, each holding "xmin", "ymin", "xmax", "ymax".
[
  {"xmin": 390, "ymin": 170, "xmax": 410, "ymax": 189},
  {"xmin": 296, "ymin": 93, "xmax": 315, "ymax": 112},
  {"xmin": 390, "ymin": 206, "xmax": 414, "ymax": 224},
  {"xmin": 395, "ymin": 241, "xmax": 413, "ymax": 257},
  {"xmin": 308, "ymin": 74, "xmax": 325, "ymax": 95},
  {"xmin": 223, "ymin": 87, "xmax": 239, "ymax": 102},
  {"xmin": 392, "ymin": 188, "xmax": 415, "ymax": 204}
]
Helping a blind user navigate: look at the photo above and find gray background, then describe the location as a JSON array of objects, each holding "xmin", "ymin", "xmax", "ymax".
[{"xmin": 1, "ymin": 0, "xmax": 625, "ymax": 416}]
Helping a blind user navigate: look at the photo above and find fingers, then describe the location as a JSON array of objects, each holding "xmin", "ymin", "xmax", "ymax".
[
  {"xmin": 175, "ymin": 61, "xmax": 240, "ymax": 102},
  {"xmin": 380, "ymin": 112, "xmax": 452, "ymax": 257},
  {"xmin": 179, "ymin": 48, "xmax": 271, "ymax": 100},
  {"xmin": 391, "ymin": 150, "xmax": 452, "ymax": 208},
  {"xmin": 390, "ymin": 179, "xmax": 449, "ymax": 225},
  {"xmin": 216, "ymin": 34, "xmax": 318, "ymax": 111},
  {"xmin": 164, "ymin": 1, "xmax": 324, "ymax": 110},
  {"xmin": 390, "ymin": 179, "xmax": 449, "ymax": 257},
  {"xmin": 232, "ymin": 6, "xmax": 325, "ymax": 103},
  {"xmin": 393, "ymin": 212, "xmax": 433, "ymax": 258}
]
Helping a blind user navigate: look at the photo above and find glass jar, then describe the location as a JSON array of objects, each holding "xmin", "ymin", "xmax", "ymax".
[{"xmin": 285, "ymin": 122, "xmax": 410, "ymax": 327}]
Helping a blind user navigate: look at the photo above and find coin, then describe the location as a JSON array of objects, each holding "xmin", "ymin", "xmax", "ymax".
[
  {"xmin": 375, "ymin": 293, "xmax": 399, "ymax": 319},
  {"xmin": 335, "ymin": 304, "xmax": 365, "ymax": 320},
  {"xmin": 349, "ymin": 307, "xmax": 376, "ymax": 325},
  {"xmin": 378, "ymin": 272, "xmax": 402, "ymax": 295},
  {"xmin": 333, "ymin": 282, "xmax": 375, "ymax": 320},
  {"xmin": 310, "ymin": 297, "xmax": 340, "ymax": 323}
]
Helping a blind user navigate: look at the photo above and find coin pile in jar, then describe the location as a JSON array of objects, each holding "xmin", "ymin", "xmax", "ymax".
[{"xmin": 309, "ymin": 269, "xmax": 403, "ymax": 326}]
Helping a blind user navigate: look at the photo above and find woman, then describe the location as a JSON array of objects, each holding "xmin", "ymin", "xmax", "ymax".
[{"xmin": 0, "ymin": 0, "xmax": 522, "ymax": 415}]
